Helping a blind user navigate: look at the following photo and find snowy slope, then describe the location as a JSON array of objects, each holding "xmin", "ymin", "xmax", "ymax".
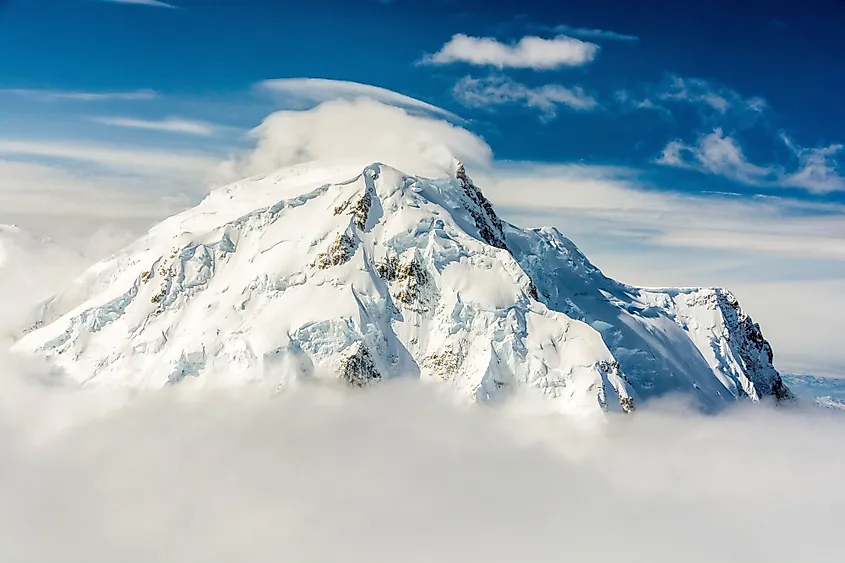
[
  {"xmin": 12, "ymin": 161, "xmax": 789, "ymax": 416},
  {"xmin": 508, "ymin": 226, "xmax": 792, "ymax": 410}
]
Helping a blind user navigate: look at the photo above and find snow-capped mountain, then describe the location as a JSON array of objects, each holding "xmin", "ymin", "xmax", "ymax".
[{"xmin": 12, "ymin": 161, "xmax": 791, "ymax": 416}]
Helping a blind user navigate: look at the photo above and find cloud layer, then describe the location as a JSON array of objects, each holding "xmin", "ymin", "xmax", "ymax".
[
  {"xmin": 422, "ymin": 34, "xmax": 599, "ymax": 70},
  {"xmin": 0, "ymin": 371, "xmax": 842, "ymax": 562}
]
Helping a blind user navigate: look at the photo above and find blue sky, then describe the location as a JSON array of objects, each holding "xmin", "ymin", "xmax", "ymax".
[
  {"xmin": 2, "ymin": 0, "xmax": 844, "ymax": 199},
  {"xmin": 0, "ymin": 0, "xmax": 844, "ymax": 374}
]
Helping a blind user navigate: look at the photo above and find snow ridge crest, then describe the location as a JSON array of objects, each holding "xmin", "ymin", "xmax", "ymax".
[{"xmin": 12, "ymin": 161, "xmax": 789, "ymax": 416}]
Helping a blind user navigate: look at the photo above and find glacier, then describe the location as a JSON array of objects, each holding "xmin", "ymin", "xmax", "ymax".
[{"xmin": 12, "ymin": 161, "xmax": 791, "ymax": 417}]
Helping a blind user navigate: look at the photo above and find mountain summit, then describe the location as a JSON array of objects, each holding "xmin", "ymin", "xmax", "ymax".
[{"xmin": 14, "ymin": 161, "xmax": 791, "ymax": 416}]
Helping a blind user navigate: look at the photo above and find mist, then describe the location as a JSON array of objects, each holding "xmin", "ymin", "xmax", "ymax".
[{"xmin": 0, "ymin": 369, "xmax": 843, "ymax": 563}]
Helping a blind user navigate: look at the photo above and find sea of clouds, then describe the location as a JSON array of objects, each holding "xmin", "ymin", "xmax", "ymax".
[{"xmin": 0, "ymin": 219, "xmax": 843, "ymax": 563}]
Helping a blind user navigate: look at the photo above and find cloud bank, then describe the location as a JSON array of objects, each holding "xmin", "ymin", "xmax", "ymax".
[
  {"xmin": 422, "ymin": 34, "xmax": 599, "ymax": 70},
  {"xmin": 0, "ymin": 367, "xmax": 842, "ymax": 562}
]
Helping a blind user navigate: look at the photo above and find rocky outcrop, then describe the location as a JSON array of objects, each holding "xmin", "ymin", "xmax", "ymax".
[
  {"xmin": 715, "ymin": 290, "xmax": 793, "ymax": 402},
  {"xmin": 339, "ymin": 342, "xmax": 381, "ymax": 387},
  {"xmin": 455, "ymin": 161, "xmax": 507, "ymax": 250}
]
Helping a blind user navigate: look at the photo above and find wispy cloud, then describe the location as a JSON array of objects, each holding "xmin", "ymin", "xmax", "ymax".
[
  {"xmin": 94, "ymin": 0, "xmax": 176, "ymax": 8},
  {"xmin": 615, "ymin": 75, "xmax": 767, "ymax": 120},
  {"xmin": 453, "ymin": 76, "xmax": 598, "ymax": 119},
  {"xmin": 656, "ymin": 128, "xmax": 845, "ymax": 193},
  {"xmin": 421, "ymin": 34, "xmax": 599, "ymax": 70},
  {"xmin": 0, "ymin": 88, "xmax": 159, "ymax": 102},
  {"xmin": 90, "ymin": 116, "xmax": 217, "ymax": 136},
  {"xmin": 0, "ymin": 159, "xmax": 194, "ymax": 222},
  {"xmin": 657, "ymin": 75, "xmax": 767, "ymax": 116},
  {"xmin": 255, "ymin": 78, "xmax": 460, "ymax": 121},
  {"xmin": 0, "ymin": 139, "xmax": 219, "ymax": 179},
  {"xmin": 554, "ymin": 23, "xmax": 639, "ymax": 42}
]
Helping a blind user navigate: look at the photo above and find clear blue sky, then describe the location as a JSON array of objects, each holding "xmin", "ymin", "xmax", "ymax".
[{"xmin": 1, "ymin": 0, "xmax": 843, "ymax": 202}]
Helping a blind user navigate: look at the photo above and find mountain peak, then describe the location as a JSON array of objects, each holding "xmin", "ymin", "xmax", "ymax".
[{"xmin": 12, "ymin": 161, "xmax": 789, "ymax": 416}]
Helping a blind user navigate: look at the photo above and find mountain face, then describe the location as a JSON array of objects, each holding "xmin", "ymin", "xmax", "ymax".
[{"xmin": 13, "ymin": 161, "xmax": 791, "ymax": 416}]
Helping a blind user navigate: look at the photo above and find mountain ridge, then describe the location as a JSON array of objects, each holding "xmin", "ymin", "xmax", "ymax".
[{"xmin": 12, "ymin": 160, "xmax": 791, "ymax": 416}]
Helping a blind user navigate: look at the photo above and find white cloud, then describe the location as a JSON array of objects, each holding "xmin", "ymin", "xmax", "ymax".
[
  {"xmin": 255, "ymin": 78, "xmax": 459, "ymax": 121},
  {"xmin": 0, "ymin": 159, "xmax": 196, "ymax": 224},
  {"xmin": 0, "ymin": 376, "xmax": 842, "ymax": 562},
  {"xmin": 0, "ymin": 89, "xmax": 160, "ymax": 102},
  {"xmin": 657, "ymin": 75, "xmax": 767, "ymax": 116},
  {"xmin": 422, "ymin": 34, "xmax": 599, "ymax": 70},
  {"xmin": 90, "ymin": 116, "xmax": 217, "ymax": 136},
  {"xmin": 221, "ymin": 98, "xmax": 492, "ymax": 181},
  {"xmin": 453, "ymin": 76, "xmax": 598, "ymax": 118},
  {"xmin": 780, "ymin": 134, "xmax": 845, "ymax": 193},
  {"xmin": 554, "ymin": 23, "xmax": 639, "ymax": 42},
  {"xmin": 95, "ymin": 0, "xmax": 176, "ymax": 7},
  {"xmin": 657, "ymin": 129, "xmax": 845, "ymax": 193}
]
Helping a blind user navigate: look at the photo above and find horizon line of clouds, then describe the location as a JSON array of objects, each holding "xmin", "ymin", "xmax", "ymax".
[
  {"xmin": 0, "ymin": 88, "xmax": 160, "ymax": 102},
  {"xmin": 420, "ymin": 33, "xmax": 600, "ymax": 70}
]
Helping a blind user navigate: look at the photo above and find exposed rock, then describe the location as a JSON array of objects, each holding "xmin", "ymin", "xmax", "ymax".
[
  {"xmin": 376, "ymin": 255, "xmax": 433, "ymax": 309},
  {"xmin": 422, "ymin": 346, "xmax": 466, "ymax": 382},
  {"xmin": 339, "ymin": 342, "xmax": 381, "ymax": 387},
  {"xmin": 715, "ymin": 290, "xmax": 794, "ymax": 402},
  {"xmin": 598, "ymin": 360, "xmax": 635, "ymax": 413},
  {"xmin": 350, "ymin": 187, "xmax": 373, "ymax": 231},
  {"xmin": 315, "ymin": 233, "xmax": 356, "ymax": 269},
  {"xmin": 333, "ymin": 200, "xmax": 350, "ymax": 215}
]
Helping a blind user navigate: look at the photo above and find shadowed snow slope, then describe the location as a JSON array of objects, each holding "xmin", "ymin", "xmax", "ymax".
[{"xmin": 12, "ymin": 161, "xmax": 790, "ymax": 417}]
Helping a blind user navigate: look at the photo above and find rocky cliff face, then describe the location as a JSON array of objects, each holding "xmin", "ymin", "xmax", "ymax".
[{"xmin": 12, "ymin": 161, "xmax": 789, "ymax": 416}]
